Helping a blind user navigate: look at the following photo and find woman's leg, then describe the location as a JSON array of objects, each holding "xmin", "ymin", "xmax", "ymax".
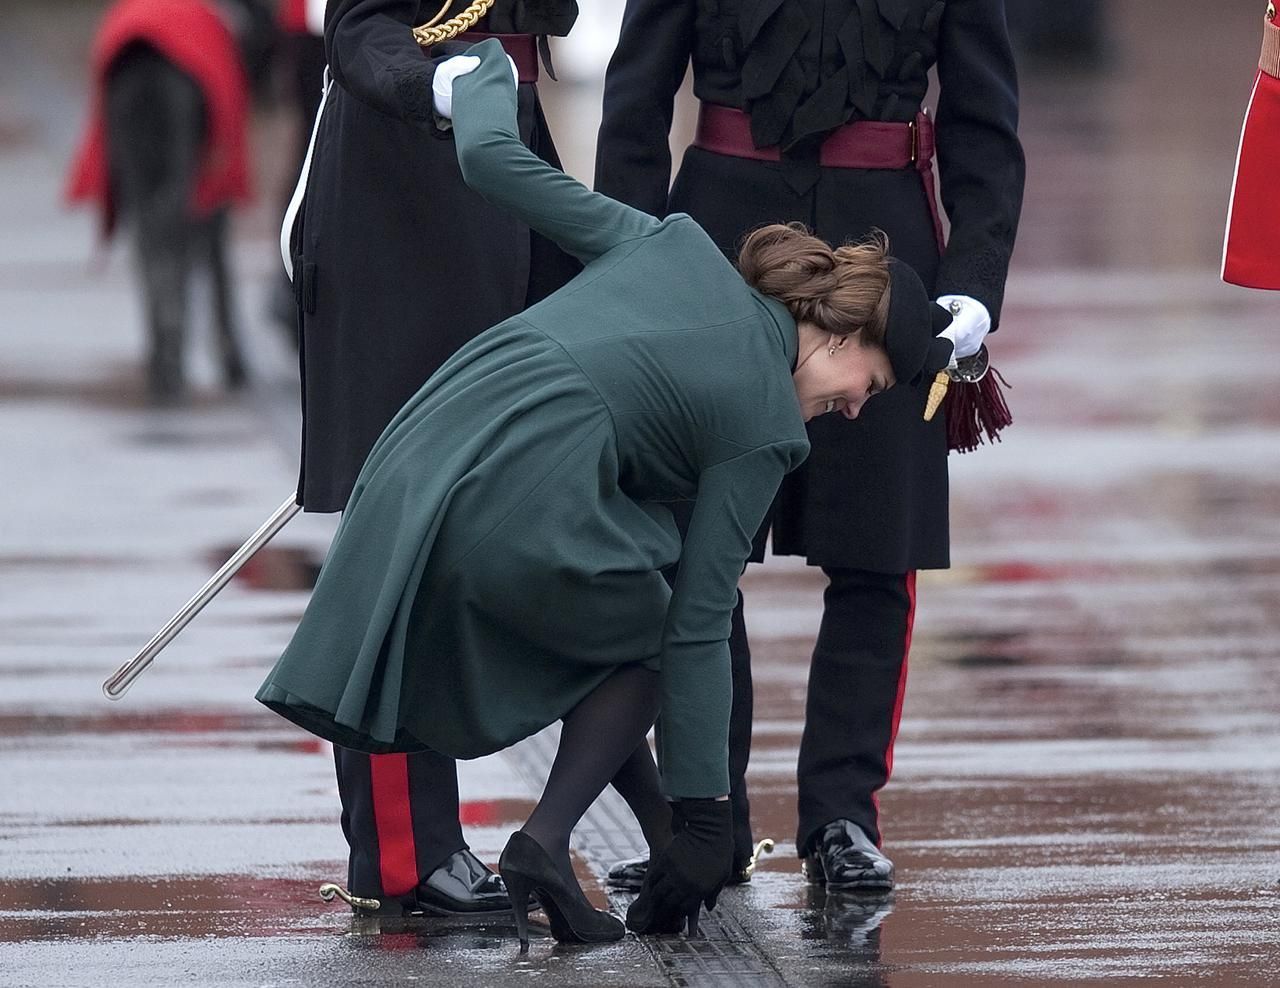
[
  {"xmin": 609, "ymin": 740, "xmax": 672, "ymax": 855},
  {"xmin": 522, "ymin": 664, "xmax": 662, "ymax": 879}
]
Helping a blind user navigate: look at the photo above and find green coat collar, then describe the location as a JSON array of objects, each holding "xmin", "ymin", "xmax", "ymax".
[{"xmin": 752, "ymin": 290, "xmax": 799, "ymax": 371}]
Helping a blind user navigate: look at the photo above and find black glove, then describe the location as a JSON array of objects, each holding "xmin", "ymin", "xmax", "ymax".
[{"xmin": 625, "ymin": 798, "xmax": 732, "ymax": 936}]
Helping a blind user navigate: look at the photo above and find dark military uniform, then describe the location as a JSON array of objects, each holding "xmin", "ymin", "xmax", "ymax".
[
  {"xmin": 596, "ymin": 0, "xmax": 1024, "ymax": 858},
  {"xmin": 287, "ymin": 0, "xmax": 579, "ymax": 906}
]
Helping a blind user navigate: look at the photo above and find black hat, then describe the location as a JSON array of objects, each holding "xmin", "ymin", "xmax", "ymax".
[{"xmin": 882, "ymin": 258, "xmax": 954, "ymax": 387}]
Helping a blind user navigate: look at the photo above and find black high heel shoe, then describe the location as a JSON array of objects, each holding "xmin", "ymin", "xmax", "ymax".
[{"xmin": 498, "ymin": 831, "xmax": 625, "ymax": 950}]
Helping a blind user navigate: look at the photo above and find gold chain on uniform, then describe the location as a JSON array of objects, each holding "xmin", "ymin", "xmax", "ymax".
[{"xmin": 412, "ymin": 0, "xmax": 496, "ymax": 46}]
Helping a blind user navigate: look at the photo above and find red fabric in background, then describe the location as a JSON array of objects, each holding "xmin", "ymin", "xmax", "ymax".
[
  {"xmin": 1223, "ymin": 14, "xmax": 1280, "ymax": 289},
  {"xmin": 277, "ymin": 0, "xmax": 308, "ymax": 33},
  {"xmin": 65, "ymin": 0, "xmax": 253, "ymax": 237}
]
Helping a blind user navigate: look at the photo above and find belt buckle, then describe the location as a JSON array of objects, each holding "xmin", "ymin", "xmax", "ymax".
[{"xmin": 909, "ymin": 119, "xmax": 919, "ymax": 165}]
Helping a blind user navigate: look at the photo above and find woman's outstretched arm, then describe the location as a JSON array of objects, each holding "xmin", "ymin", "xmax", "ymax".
[
  {"xmin": 451, "ymin": 40, "xmax": 661, "ymax": 265},
  {"xmin": 656, "ymin": 440, "xmax": 807, "ymax": 798}
]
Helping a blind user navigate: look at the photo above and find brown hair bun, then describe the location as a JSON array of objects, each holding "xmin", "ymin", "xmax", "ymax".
[{"xmin": 738, "ymin": 223, "xmax": 891, "ymax": 348}]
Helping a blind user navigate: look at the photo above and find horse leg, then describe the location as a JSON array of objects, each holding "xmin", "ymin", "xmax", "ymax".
[
  {"xmin": 136, "ymin": 205, "xmax": 191, "ymax": 404},
  {"xmin": 205, "ymin": 209, "xmax": 248, "ymax": 390},
  {"xmin": 105, "ymin": 50, "xmax": 204, "ymax": 404}
]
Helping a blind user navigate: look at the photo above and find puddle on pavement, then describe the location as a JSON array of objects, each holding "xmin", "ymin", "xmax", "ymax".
[
  {"xmin": 0, "ymin": 872, "xmax": 594, "ymax": 953},
  {"xmin": 0, "ymin": 709, "xmax": 280, "ymax": 738},
  {"xmin": 0, "ymin": 553, "xmax": 145, "ymax": 570},
  {"xmin": 0, "ymin": 875, "xmax": 329, "ymax": 942},
  {"xmin": 458, "ymin": 798, "xmax": 538, "ymax": 829},
  {"xmin": 720, "ymin": 577, "xmax": 1280, "ymax": 984}
]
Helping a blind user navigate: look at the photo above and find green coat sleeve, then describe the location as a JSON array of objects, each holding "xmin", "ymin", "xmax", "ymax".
[
  {"xmin": 451, "ymin": 40, "xmax": 660, "ymax": 265},
  {"xmin": 657, "ymin": 441, "xmax": 801, "ymax": 798}
]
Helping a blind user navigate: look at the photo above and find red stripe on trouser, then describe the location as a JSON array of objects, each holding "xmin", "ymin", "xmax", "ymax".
[
  {"xmin": 871, "ymin": 571, "xmax": 917, "ymax": 845},
  {"xmin": 368, "ymin": 753, "xmax": 420, "ymax": 897}
]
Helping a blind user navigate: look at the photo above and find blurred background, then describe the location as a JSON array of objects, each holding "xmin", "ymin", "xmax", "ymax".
[{"xmin": 2, "ymin": 2, "xmax": 1278, "ymax": 986}]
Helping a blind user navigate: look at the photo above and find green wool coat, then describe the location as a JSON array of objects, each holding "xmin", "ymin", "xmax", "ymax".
[{"xmin": 257, "ymin": 41, "xmax": 810, "ymax": 798}]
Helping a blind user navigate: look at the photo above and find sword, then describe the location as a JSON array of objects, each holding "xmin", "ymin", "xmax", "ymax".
[{"xmin": 102, "ymin": 494, "xmax": 302, "ymax": 700}]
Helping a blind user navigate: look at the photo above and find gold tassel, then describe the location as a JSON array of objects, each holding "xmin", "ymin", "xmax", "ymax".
[{"xmin": 923, "ymin": 371, "xmax": 950, "ymax": 422}]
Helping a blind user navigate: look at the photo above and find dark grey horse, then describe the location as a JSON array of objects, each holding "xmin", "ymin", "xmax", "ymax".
[{"xmin": 103, "ymin": 0, "xmax": 275, "ymax": 403}]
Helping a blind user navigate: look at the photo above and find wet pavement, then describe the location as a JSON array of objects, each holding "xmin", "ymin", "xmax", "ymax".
[{"xmin": 3, "ymin": 1, "xmax": 1280, "ymax": 985}]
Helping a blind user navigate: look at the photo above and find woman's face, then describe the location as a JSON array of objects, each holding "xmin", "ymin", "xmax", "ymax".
[{"xmin": 792, "ymin": 323, "xmax": 895, "ymax": 422}]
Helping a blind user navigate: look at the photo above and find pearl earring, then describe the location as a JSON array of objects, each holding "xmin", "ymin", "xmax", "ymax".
[{"xmin": 827, "ymin": 335, "xmax": 846, "ymax": 357}]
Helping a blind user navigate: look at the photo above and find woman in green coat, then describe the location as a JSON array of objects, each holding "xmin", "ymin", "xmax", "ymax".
[{"xmin": 257, "ymin": 40, "xmax": 953, "ymax": 946}]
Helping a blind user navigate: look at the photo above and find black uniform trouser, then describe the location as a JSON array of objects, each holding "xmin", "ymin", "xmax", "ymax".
[
  {"xmin": 334, "ymin": 746, "xmax": 468, "ymax": 899},
  {"xmin": 729, "ymin": 568, "xmax": 916, "ymax": 858}
]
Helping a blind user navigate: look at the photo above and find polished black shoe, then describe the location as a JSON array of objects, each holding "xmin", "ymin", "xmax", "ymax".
[
  {"xmin": 414, "ymin": 848, "xmax": 515, "ymax": 915},
  {"xmin": 337, "ymin": 849, "xmax": 515, "ymax": 918},
  {"xmin": 802, "ymin": 820, "xmax": 894, "ymax": 892},
  {"xmin": 607, "ymin": 850, "xmax": 759, "ymax": 891},
  {"xmin": 499, "ymin": 831, "xmax": 625, "ymax": 949},
  {"xmin": 605, "ymin": 855, "xmax": 648, "ymax": 892}
]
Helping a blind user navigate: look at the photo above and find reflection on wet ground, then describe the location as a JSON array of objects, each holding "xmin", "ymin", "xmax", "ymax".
[
  {"xmin": 0, "ymin": 875, "xmax": 330, "ymax": 941},
  {"xmin": 735, "ymin": 490, "xmax": 1280, "ymax": 983}
]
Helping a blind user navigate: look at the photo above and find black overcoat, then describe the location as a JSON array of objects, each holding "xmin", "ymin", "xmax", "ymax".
[
  {"xmin": 290, "ymin": 0, "xmax": 580, "ymax": 512},
  {"xmin": 595, "ymin": 0, "xmax": 1025, "ymax": 572}
]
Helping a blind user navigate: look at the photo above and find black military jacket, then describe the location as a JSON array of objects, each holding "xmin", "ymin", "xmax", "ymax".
[
  {"xmin": 321, "ymin": 0, "xmax": 577, "ymax": 124},
  {"xmin": 292, "ymin": 0, "xmax": 581, "ymax": 511},
  {"xmin": 597, "ymin": 0, "xmax": 1024, "ymax": 321},
  {"xmin": 596, "ymin": 0, "xmax": 1024, "ymax": 571}
]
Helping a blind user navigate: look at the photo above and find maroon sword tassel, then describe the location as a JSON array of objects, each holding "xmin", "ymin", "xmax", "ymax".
[{"xmin": 944, "ymin": 365, "xmax": 1012, "ymax": 453}]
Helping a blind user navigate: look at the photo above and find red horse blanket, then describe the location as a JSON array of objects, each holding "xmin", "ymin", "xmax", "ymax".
[
  {"xmin": 66, "ymin": 0, "xmax": 253, "ymax": 237},
  {"xmin": 1224, "ymin": 9, "xmax": 1280, "ymax": 289}
]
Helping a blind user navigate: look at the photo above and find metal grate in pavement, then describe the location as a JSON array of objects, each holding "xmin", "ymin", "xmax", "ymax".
[{"xmin": 504, "ymin": 728, "xmax": 789, "ymax": 988}]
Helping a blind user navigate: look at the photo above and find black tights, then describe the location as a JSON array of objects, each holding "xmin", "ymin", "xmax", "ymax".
[
  {"xmin": 522, "ymin": 665, "xmax": 663, "ymax": 878},
  {"xmin": 611, "ymin": 739, "xmax": 673, "ymax": 855}
]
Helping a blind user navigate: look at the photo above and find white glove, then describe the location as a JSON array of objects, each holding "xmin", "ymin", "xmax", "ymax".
[
  {"xmin": 431, "ymin": 53, "xmax": 520, "ymax": 119},
  {"xmin": 935, "ymin": 294, "xmax": 992, "ymax": 361}
]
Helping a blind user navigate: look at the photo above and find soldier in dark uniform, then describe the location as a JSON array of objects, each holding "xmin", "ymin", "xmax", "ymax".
[
  {"xmin": 286, "ymin": 0, "xmax": 581, "ymax": 916},
  {"xmin": 595, "ymin": 0, "xmax": 1024, "ymax": 890}
]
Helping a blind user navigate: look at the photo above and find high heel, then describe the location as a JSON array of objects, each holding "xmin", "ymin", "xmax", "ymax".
[
  {"xmin": 504, "ymin": 870, "xmax": 534, "ymax": 953},
  {"xmin": 498, "ymin": 831, "xmax": 625, "ymax": 945}
]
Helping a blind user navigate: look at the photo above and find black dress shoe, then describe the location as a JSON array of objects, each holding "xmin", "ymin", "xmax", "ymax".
[
  {"xmin": 607, "ymin": 852, "xmax": 757, "ymax": 891},
  {"xmin": 802, "ymin": 820, "xmax": 894, "ymax": 892},
  {"xmin": 414, "ymin": 848, "xmax": 515, "ymax": 915},
  {"xmin": 605, "ymin": 855, "xmax": 648, "ymax": 892},
  {"xmin": 500, "ymin": 831, "xmax": 625, "ymax": 948}
]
